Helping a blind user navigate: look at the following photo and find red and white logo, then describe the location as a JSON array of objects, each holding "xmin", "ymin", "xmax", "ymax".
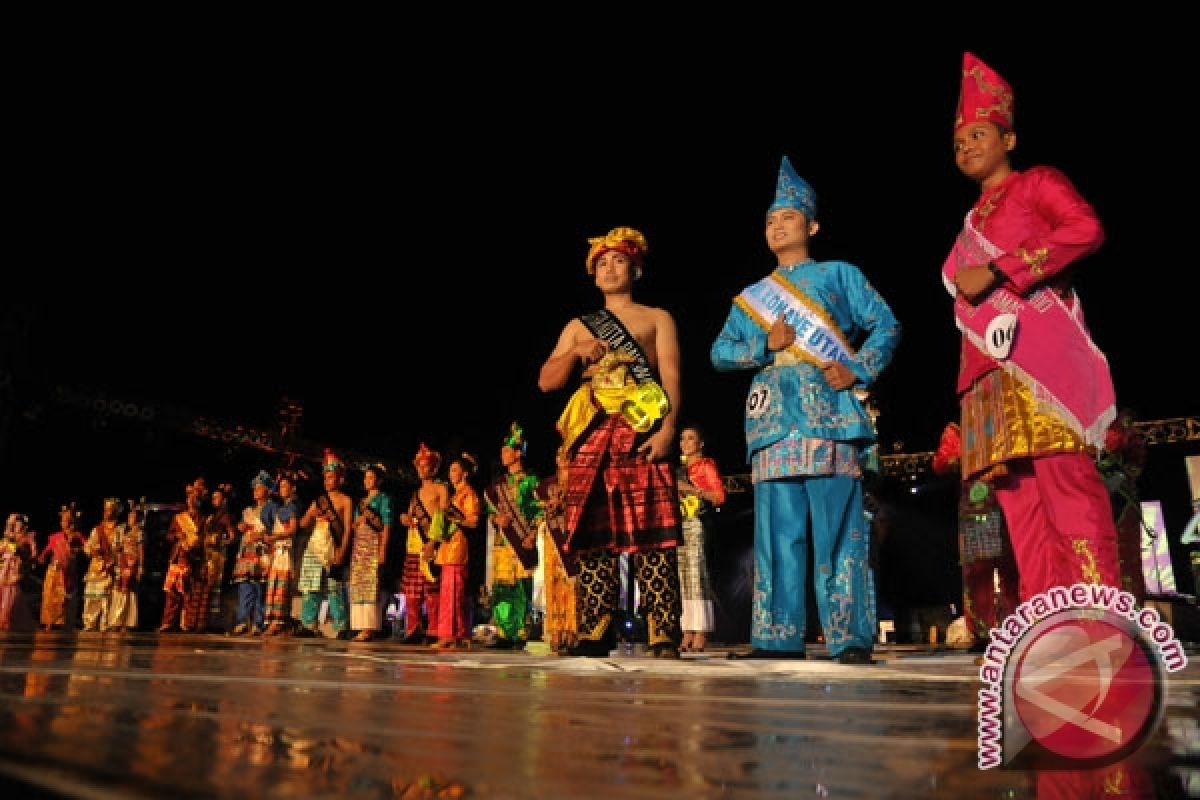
[
  {"xmin": 1011, "ymin": 613, "xmax": 1160, "ymax": 765},
  {"xmin": 977, "ymin": 585, "xmax": 1185, "ymax": 769}
]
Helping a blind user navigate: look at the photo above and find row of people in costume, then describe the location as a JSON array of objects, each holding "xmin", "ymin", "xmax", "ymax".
[
  {"xmin": 4, "ymin": 54, "xmax": 1131, "ymax": 669},
  {"xmin": 227, "ymin": 454, "xmax": 398, "ymax": 641},
  {"xmin": 0, "ymin": 501, "xmax": 147, "ymax": 634}
]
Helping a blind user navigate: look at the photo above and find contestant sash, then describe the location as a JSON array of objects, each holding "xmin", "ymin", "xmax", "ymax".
[
  {"xmin": 405, "ymin": 494, "xmax": 439, "ymax": 582},
  {"xmin": 483, "ymin": 481, "xmax": 540, "ymax": 571},
  {"xmin": 734, "ymin": 271, "xmax": 855, "ymax": 367},
  {"xmin": 579, "ymin": 309, "xmax": 654, "ymax": 384}
]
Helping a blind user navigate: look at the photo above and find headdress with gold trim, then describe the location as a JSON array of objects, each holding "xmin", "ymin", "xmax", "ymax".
[
  {"xmin": 585, "ymin": 226, "xmax": 648, "ymax": 275},
  {"xmin": 768, "ymin": 155, "xmax": 817, "ymax": 221},
  {"xmin": 955, "ymin": 52, "xmax": 1014, "ymax": 133}
]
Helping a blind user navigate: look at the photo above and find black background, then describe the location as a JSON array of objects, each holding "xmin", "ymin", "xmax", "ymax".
[{"xmin": 3, "ymin": 31, "xmax": 1196, "ymax": 603}]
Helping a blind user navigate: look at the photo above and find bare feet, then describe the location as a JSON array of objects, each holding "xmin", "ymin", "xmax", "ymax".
[
  {"xmin": 352, "ymin": 630, "xmax": 373, "ymax": 642},
  {"xmin": 693, "ymin": 633, "xmax": 706, "ymax": 652}
]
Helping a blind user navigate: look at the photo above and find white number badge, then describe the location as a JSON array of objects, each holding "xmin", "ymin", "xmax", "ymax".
[
  {"xmin": 746, "ymin": 384, "xmax": 772, "ymax": 418},
  {"xmin": 984, "ymin": 312, "xmax": 1018, "ymax": 360}
]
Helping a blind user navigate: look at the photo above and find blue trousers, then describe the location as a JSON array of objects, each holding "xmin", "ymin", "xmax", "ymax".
[
  {"xmin": 235, "ymin": 582, "xmax": 264, "ymax": 629},
  {"xmin": 751, "ymin": 475, "xmax": 875, "ymax": 656}
]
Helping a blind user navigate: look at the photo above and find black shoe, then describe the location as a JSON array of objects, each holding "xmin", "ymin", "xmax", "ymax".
[
  {"xmin": 293, "ymin": 627, "xmax": 319, "ymax": 639},
  {"xmin": 968, "ymin": 639, "xmax": 987, "ymax": 654},
  {"xmin": 727, "ymin": 649, "xmax": 806, "ymax": 660},
  {"xmin": 835, "ymin": 647, "xmax": 874, "ymax": 665},
  {"xmin": 486, "ymin": 638, "xmax": 513, "ymax": 650},
  {"xmin": 565, "ymin": 639, "xmax": 611, "ymax": 658}
]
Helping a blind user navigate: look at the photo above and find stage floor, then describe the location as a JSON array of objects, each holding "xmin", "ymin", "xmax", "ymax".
[{"xmin": 0, "ymin": 633, "xmax": 1196, "ymax": 799}]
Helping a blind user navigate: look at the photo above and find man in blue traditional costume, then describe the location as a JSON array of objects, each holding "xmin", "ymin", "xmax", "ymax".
[{"xmin": 711, "ymin": 157, "xmax": 900, "ymax": 663}]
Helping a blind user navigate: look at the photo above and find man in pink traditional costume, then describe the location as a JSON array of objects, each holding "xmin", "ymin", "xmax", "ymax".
[{"xmin": 945, "ymin": 52, "xmax": 1121, "ymax": 599}]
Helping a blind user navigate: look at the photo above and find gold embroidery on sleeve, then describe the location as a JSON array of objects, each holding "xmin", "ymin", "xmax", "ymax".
[
  {"xmin": 1017, "ymin": 247, "xmax": 1049, "ymax": 276},
  {"xmin": 1072, "ymin": 539, "xmax": 1102, "ymax": 584}
]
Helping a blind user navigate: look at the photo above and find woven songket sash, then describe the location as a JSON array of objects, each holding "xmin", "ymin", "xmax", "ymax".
[{"xmin": 483, "ymin": 480, "xmax": 540, "ymax": 571}]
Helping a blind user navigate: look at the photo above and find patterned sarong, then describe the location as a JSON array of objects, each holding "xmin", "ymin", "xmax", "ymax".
[{"xmin": 564, "ymin": 416, "xmax": 681, "ymax": 554}]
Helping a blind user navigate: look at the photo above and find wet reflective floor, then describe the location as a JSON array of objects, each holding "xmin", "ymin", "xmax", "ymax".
[{"xmin": 0, "ymin": 633, "xmax": 1196, "ymax": 799}]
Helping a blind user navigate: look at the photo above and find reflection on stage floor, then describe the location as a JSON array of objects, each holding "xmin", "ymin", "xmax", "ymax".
[{"xmin": 0, "ymin": 633, "xmax": 1196, "ymax": 798}]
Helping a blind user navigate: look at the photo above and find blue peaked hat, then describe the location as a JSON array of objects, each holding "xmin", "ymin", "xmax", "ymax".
[
  {"xmin": 251, "ymin": 470, "xmax": 273, "ymax": 490},
  {"xmin": 767, "ymin": 156, "xmax": 817, "ymax": 221}
]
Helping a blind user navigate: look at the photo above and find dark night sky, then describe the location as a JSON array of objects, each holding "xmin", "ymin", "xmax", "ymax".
[{"xmin": 3, "ymin": 33, "xmax": 1196, "ymax": 545}]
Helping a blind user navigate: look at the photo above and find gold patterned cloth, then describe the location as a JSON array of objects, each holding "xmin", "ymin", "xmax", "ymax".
[{"xmin": 961, "ymin": 370, "xmax": 1086, "ymax": 480}]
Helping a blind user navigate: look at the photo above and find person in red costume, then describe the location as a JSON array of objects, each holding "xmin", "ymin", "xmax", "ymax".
[
  {"xmin": 944, "ymin": 52, "xmax": 1121, "ymax": 600},
  {"xmin": 932, "ymin": 422, "xmax": 1019, "ymax": 652}
]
